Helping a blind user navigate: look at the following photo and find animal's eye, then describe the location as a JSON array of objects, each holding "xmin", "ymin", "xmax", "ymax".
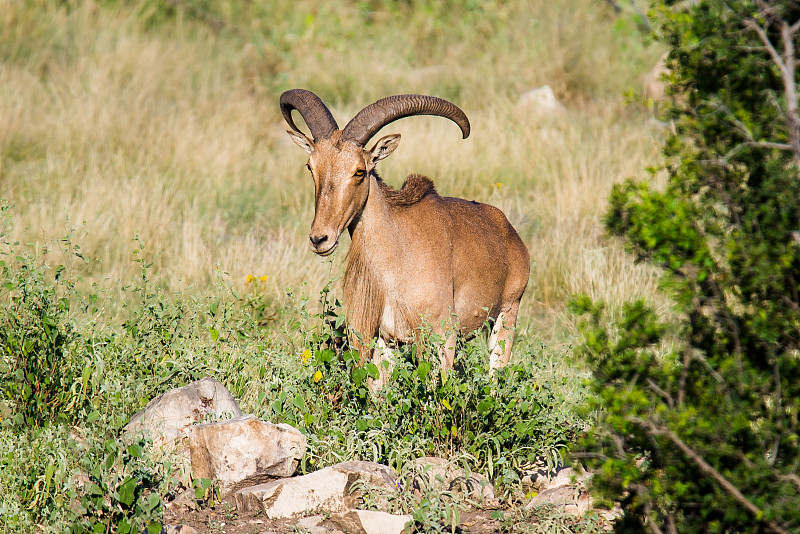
[{"xmin": 354, "ymin": 169, "xmax": 365, "ymax": 177}]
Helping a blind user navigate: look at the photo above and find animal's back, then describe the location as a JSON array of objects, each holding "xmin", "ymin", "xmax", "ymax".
[{"xmin": 381, "ymin": 175, "xmax": 529, "ymax": 335}]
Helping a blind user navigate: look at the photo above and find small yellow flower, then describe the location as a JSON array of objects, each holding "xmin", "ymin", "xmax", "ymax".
[
  {"xmin": 313, "ymin": 370, "xmax": 323, "ymax": 383},
  {"xmin": 246, "ymin": 274, "xmax": 256, "ymax": 283},
  {"xmin": 495, "ymin": 182, "xmax": 502, "ymax": 188},
  {"xmin": 302, "ymin": 349, "xmax": 312, "ymax": 364},
  {"xmin": 259, "ymin": 275, "xmax": 268, "ymax": 282}
]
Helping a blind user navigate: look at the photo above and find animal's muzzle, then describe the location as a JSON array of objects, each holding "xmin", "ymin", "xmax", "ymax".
[{"xmin": 309, "ymin": 234, "xmax": 338, "ymax": 256}]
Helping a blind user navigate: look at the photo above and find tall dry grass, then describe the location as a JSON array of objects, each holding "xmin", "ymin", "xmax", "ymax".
[{"xmin": 0, "ymin": 0, "xmax": 665, "ymax": 341}]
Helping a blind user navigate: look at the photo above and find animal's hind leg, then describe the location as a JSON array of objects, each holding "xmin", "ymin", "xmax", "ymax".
[{"xmin": 488, "ymin": 300, "xmax": 520, "ymax": 372}]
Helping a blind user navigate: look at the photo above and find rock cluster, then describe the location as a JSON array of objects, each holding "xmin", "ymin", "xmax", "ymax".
[
  {"xmin": 123, "ymin": 378, "xmax": 413, "ymax": 533},
  {"xmin": 125, "ymin": 377, "xmax": 616, "ymax": 532}
]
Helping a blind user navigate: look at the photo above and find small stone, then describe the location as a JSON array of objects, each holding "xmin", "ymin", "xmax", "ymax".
[
  {"xmin": 235, "ymin": 461, "xmax": 396, "ymax": 518},
  {"xmin": 189, "ymin": 414, "xmax": 306, "ymax": 493},
  {"xmin": 296, "ymin": 515, "xmax": 328, "ymax": 534},
  {"xmin": 163, "ymin": 526, "xmax": 198, "ymax": 534},
  {"xmin": 410, "ymin": 457, "xmax": 494, "ymax": 502},
  {"xmin": 330, "ymin": 510, "xmax": 413, "ymax": 534},
  {"xmin": 530, "ymin": 467, "xmax": 590, "ymax": 492}
]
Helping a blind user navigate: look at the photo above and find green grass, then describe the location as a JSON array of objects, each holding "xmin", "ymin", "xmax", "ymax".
[{"xmin": 0, "ymin": 0, "xmax": 664, "ymax": 531}]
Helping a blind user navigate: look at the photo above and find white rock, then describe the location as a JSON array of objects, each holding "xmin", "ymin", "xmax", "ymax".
[
  {"xmin": 515, "ymin": 86, "xmax": 566, "ymax": 118},
  {"xmin": 235, "ymin": 461, "xmax": 396, "ymax": 518},
  {"xmin": 124, "ymin": 377, "xmax": 242, "ymax": 446},
  {"xmin": 188, "ymin": 414, "xmax": 305, "ymax": 493},
  {"xmin": 330, "ymin": 510, "xmax": 413, "ymax": 534},
  {"xmin": 295, "ymin": 515, "xmax": 328, "ymax": 534},
  {"xmin": 411, "ymin": 457, "xmax": 494, "ymax": 502}
]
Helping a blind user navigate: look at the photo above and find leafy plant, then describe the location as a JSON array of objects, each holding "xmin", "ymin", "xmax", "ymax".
[
  {"xmin": 0, "ymin": 217, "xmax": 88, "ymax": 428},
  {"xmin": 70, "ymin": 436, "xmax": 168, "ymax": 534},
  {"xmin": 573, "ymin": 1, "xmax": 800, "ymax": 532},
  {"xmin": 266, "ymin": 287, "xmax": 581, "ymax": 485}
]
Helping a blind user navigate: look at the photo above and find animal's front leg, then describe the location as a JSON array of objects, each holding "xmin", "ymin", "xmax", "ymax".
[
  {"xmin": 438, "ymin": 332, "xmax": 457, "ymax": 374},
  {"xmin": 367, "ymin": 337, "xmax": 395, "ymax": 393}
]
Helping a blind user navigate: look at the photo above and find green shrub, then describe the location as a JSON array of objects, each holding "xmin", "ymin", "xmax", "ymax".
[
  {"xmin": 573, "ymin": 1, "xmax": 800, "ymax": 532},
  {"xmin": 0, "ymin": 425, "xmax": 76, "ymax": 531},
  {"xmin": 69, "ymin": 435, "xmax": 170, "ymax": 534},
  {"xmin": 0, "ymin": 219, "xmax": 88, "ymax": 427}
]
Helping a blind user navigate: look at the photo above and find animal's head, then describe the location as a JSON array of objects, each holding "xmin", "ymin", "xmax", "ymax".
[{"xmin": 280, "ymin": 89, "xmax": 470, "ymax": 256}]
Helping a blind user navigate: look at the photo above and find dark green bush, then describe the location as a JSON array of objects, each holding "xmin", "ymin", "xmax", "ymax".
[{"xmin": 574, "ymin": 1, "xmax": 800, "ymax": 532}]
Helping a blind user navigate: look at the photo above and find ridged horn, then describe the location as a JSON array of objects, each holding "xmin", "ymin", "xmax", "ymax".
[
  {"xmin": 341, "ymin": 94, "xmax": 470, "ymax": 147},
  {"xmin": 280, "ymin": 89, "xmax": 339, "ymax": 140}
]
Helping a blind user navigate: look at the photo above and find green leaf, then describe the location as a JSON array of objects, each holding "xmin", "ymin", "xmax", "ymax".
[
  {"xmin": 365, "ymin": 363, "xmax": 379, "ymax": 380},
  {"xmin": 146, "ymin": 492, "xmax": 160, "ymax": 511},
  {"xmin": 352, "ymin": 367, "xmax": 367, "ymax": 385},
  {"xmin": 118, "ymin": 477, "xmax": 136, "ymax": 506},
  {"xmin": 292, "ymin": 395, "xmax": 307, "ymax": 411},
  {"xmin": 44, "ymin": 463, "xmax": 55, "ymax": 488},
  {"xmin": 416, "ymin": 361, "xmax": 431, "ymax": 380},
  {"xmin": 126, "ymin": 444, "xmax": 142, "ymax": 458}
]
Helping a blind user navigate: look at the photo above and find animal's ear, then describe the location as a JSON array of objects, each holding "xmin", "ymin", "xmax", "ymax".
[
  {"xmin": 368, "ymin": 134, "xmax": 401, "ymax": 163},
  {"xmin": 287, "ymin": 130, "xmax": 315, "ymax": 154}
]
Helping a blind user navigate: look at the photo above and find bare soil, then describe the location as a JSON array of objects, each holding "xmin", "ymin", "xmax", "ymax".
[{"xmin": 163, "ymin": 495, "xmax": 505, "ymax": 533}]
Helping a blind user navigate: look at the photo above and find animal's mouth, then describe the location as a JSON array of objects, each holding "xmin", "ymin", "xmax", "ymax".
[{"xmin": 313, "ymin": 241, "xmax": 339, "ymax": 257}]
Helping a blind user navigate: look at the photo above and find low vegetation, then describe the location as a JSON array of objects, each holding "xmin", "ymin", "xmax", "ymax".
[{"xmin": 0, "ymin": 0, "xmax": 667, "ymax": 532}]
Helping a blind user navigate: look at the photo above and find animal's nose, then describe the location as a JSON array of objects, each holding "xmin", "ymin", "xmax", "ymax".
[{"xmin": 309, "ymin": 234, "xmax": 328, "ymax": 248}]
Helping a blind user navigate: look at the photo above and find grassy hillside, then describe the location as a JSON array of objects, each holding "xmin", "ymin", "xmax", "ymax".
[
  {"xmin": 0, "ymin": 0, "xmax": 665, "ymax": 531},
  {"xmin": 0, "ymin": 0, "xmax": 664, "ymax": 329}
]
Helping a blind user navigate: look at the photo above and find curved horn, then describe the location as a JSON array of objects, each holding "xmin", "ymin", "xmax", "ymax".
[
  {"xmin": 280, "ymin": 89, "xmax": 339, "ymax": 140},
  {"xmin": 341, "ymin": 94, "xmax": 470, "ymax": 146}
]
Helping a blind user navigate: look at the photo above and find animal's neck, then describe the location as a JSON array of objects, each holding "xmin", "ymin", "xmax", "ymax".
[
  {"xmin": 343, "ymin": 173, "xmax": 400, "ymax": 340},
  {"xmin": 347, "ymin": 173, "xmax": 399, "ymax": 257}
]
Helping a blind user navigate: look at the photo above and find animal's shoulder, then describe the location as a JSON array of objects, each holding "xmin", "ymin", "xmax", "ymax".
[{"xmin": 379, "ymin": 174, "xmax": 439, "ymax": 207}]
